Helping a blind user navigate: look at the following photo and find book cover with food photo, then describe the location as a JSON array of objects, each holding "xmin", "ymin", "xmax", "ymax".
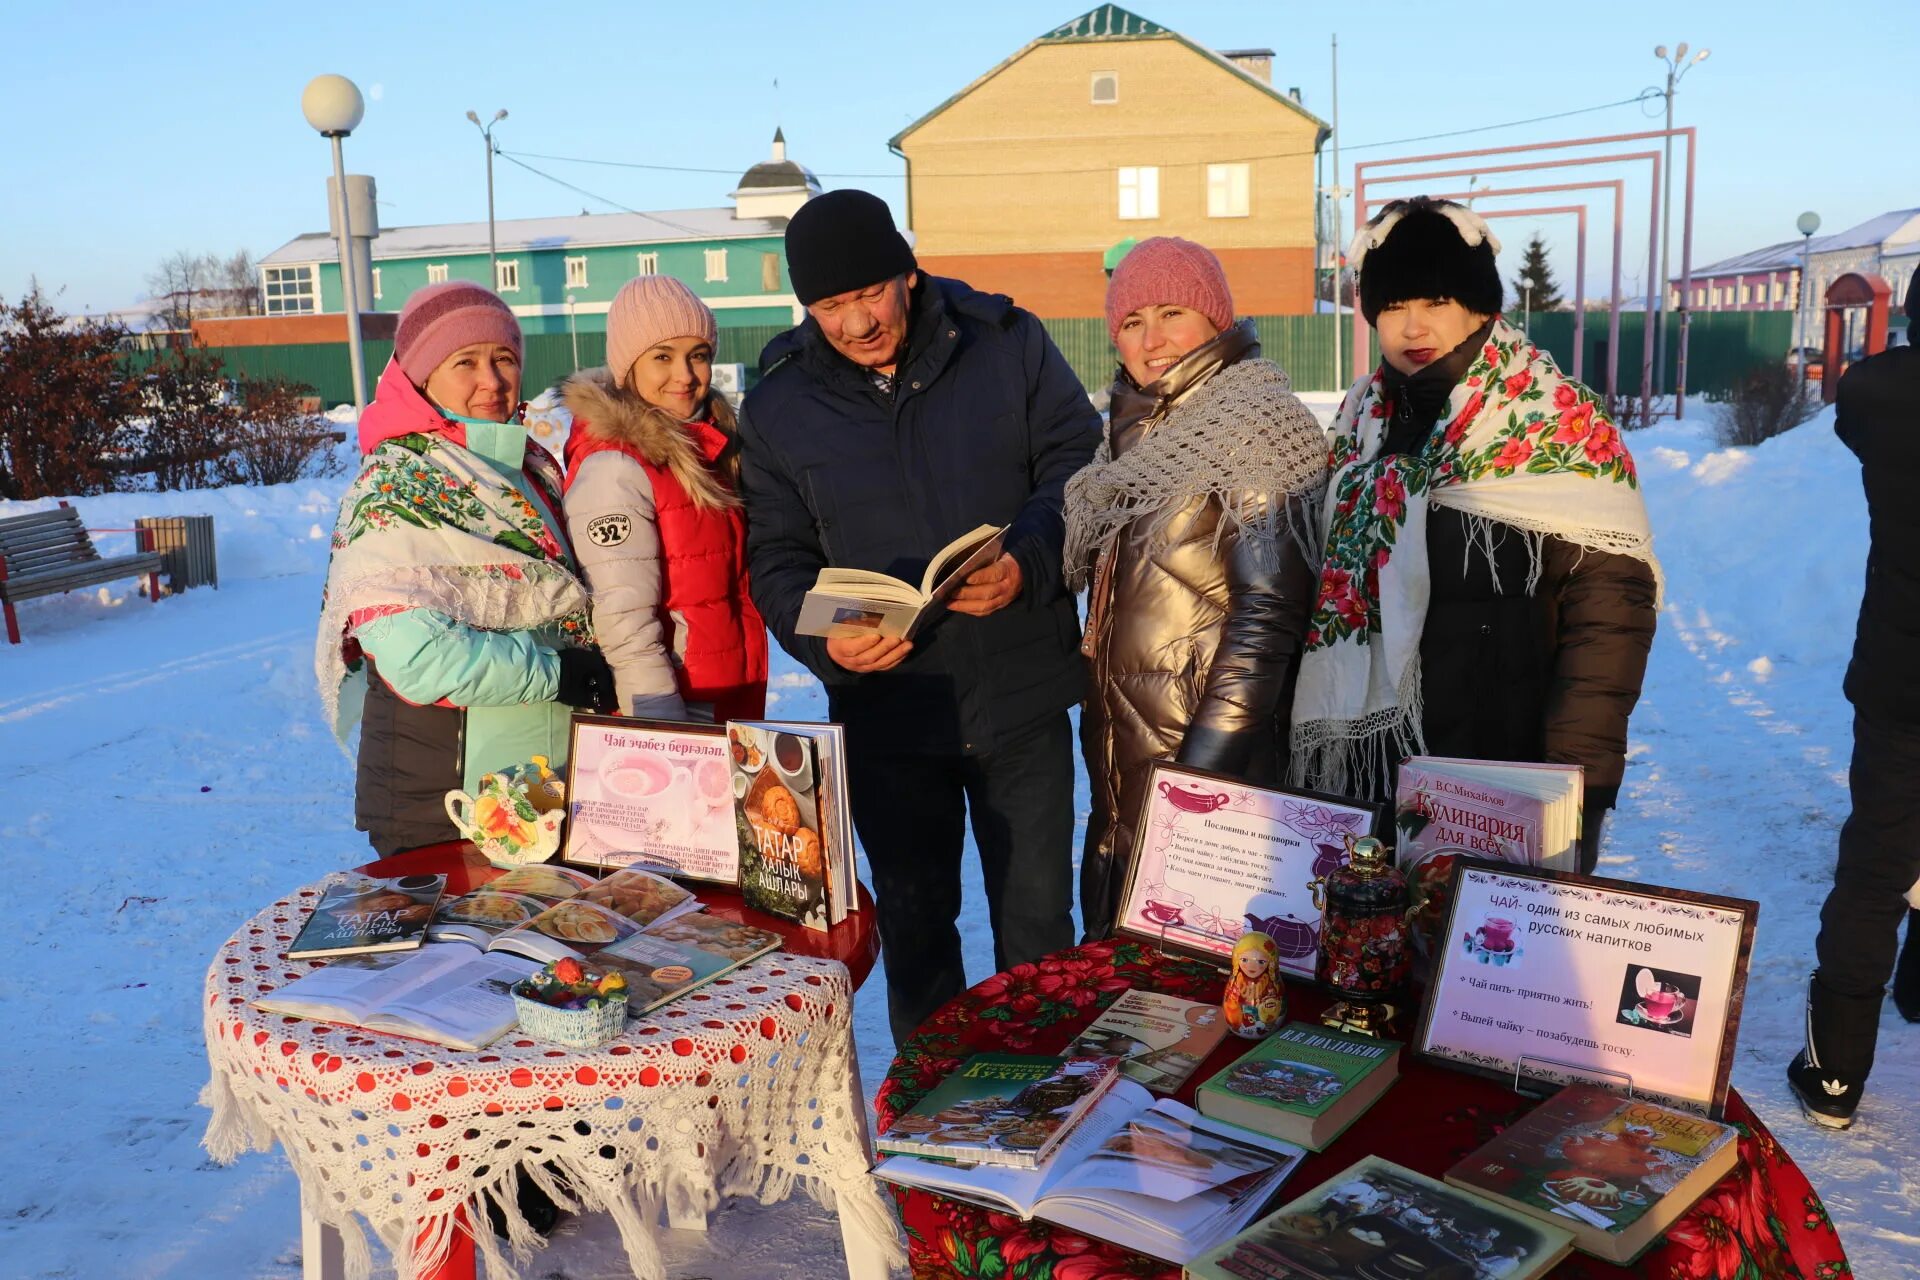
[
  {"xmin": 729, "ymin": 722, "xmax": 830, "ymax": 931},
  {"xmin": 876, "ymin": 1053, "xmax": 1122, "ymax": 1169},
  {"xmin": 598, "ymin": 917, "xmax": 783, "ymax": 1015},
  {"xmin": 1443, "ymin": 1084, "xmax": 1738, "ymax": 1265},
  {"xmin": 287, "ymin": 873, "xmax": 447, "ymax": 959},
  {"xmin": 484, "ymin": 867, "xmax": 703, "ymax": 965},
  {"xmin": 1064, "ymin": 989, "xmax": 1230, "ymax": 1093},
  {"xmin": 1196, "ymin": 1022, "xmax": 1400, "ymax": 1152},
  {"xmin": 1187, "ymin": 1154, "xmax": 1573, "ymax": 1280},
  {"xmin": 427, "ymin": 863, "xmax": 599, "ymax": 945}
]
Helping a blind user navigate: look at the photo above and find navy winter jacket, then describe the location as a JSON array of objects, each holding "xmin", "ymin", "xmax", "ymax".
[{"xmin": 737, "ymin": 276, "xmax": 1101, "ymax": 753}]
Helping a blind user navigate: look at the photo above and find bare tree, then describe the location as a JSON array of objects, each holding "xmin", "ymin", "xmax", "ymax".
[
  {"xmin": 213, "ymin": 249, "xmax": 259, "ymax": 316},
  {"xmin": 147, "ymin": 250, "xmax": 217, "ymax": 330}
]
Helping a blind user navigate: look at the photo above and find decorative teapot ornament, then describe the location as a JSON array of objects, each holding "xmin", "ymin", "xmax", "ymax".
[
  {"xmin": 1308, "ymin": 834, "xmax": 1421, "ymax": 1035},
  {"xmin": 445, "ymin": 765, "xmax": 566, "ymax": 867},
  {"xmin": 1222, "ymin": 931, "xmax": 1286, "ymax": 1039}
]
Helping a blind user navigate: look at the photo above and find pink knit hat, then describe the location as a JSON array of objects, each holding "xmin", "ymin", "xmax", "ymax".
[
  {"xmin": 606, "ymin": 276, "xmax": 718, "ymax": 386},
  {"xmin": 393, "ymin": 281, "xmax": 522, "ymax": 385},
  {"xmin": 1104, "ymin": 237, "xmax": 1235, "ymax": 341}
]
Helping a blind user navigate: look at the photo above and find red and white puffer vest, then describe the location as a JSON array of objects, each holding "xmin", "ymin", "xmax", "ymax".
[{"xmin": 564, "ymin": 417, "xmax": 768, "ymax": 723}]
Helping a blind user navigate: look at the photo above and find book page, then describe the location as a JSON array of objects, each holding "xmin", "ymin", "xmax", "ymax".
[
  {"xmin": 257, "ymin": 942, "xmax": 486, "ymax": 1023},
  {"xmin": 874, "ymin": 1079, "xmax": 1154, "ymax": 1213},
  {"xmin": 1050, "ymin": 1100, "xmax": 1301, "ymax": 1203},
  {"xmin": 377, "ymin": 950, "xmax": 540, "ymax": 1045}
]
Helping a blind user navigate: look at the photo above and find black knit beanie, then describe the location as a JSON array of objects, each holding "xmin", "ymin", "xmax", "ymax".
[
  {"xmin": 1356, "ymin": 198, "xmax": 1505, "ymax": 326},
  {"xmin": 785, "ymin": 189, "xmax": 916, "ymax": 306}
]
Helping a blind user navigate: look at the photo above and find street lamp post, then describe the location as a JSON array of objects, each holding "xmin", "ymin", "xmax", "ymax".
[
  {"xmin": 302, "ymin": 74, "xmax": 369, "ymax": 416},
  {"xmin": 1522, "ymin": 274, "xmax": 1535, "ymax": 338},
  {"xmin": 1653, "ymin": 44, "xmax": 1709, "ymax": 404},
  {"xmin": 466, "ymin": 109, "xmax": 508, "ymax": 288},
  {"xmin": 1797, "ymin": 210, "xmax": 1822, "ymax": 385},
  {"xmin": 565, "ymin": 293, "xmax": 580, "ymax": 372}
]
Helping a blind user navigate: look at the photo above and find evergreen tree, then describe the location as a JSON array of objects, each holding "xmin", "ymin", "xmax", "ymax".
[{"xmin": 1511, "ymin": 234, "xmax": 1565, "ymax": 312}]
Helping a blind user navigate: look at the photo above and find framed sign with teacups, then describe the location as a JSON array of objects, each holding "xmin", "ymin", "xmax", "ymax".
[
  {"xmin": 562, "ymin": 715, "xmax": 741, "ymax": 885},
  {"xmin": 1115, "ymin": 761, "xmax": 1385, "ymax": 976},
  {"xmin": 1413, "ymin": 859, "xmax": 1758, "ymax": 1118}
]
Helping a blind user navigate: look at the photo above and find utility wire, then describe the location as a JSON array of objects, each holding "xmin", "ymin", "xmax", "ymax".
[
  {"xmin": 493, "ymin": 152, "xmax": 717, "ymax": 237},
  {"xmin": 500, "ymin": 91, "xmax": 1661, "ymax": 184}
]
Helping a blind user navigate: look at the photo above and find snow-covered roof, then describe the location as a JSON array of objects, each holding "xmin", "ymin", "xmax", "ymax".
[
  {"xmin": 1811, "ymin": 208, "xmax": 1920, "ymax": 254},
  {"xmin": 259, "ymin": 206, "xmax": 788, "ymax": 267},
  {"xmin": 1687, "ymin": 239, "xmax": 1807, "ymax": 277}
]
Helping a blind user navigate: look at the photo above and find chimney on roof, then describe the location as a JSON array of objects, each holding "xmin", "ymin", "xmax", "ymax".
[
  {"xmin": 1288, "ymin": 86, "xmax": 1302, "ymax": 102},
  {"xmin": 1220, "ymin": 48, "xmax": 1274, "ymax": 85}
]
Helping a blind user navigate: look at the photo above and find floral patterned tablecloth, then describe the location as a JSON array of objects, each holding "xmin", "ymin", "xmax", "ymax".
[{"xmin": 876, "ymin": 940, "xmax": 1851, "ymax": 1280}]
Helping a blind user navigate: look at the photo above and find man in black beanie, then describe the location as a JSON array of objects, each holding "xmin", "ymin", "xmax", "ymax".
[
  {"xmin": 737, "ymin": 189, "xmax": 1101, "ymax": 1044},
  {"xmin": 1790, "ymin": 277, "xmax": 1920, "ymax": 1128}
]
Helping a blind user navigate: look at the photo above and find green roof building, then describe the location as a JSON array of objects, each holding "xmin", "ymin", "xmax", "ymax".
[{"xmin": 256, "ymin": 132, "xmax": 820, "ymax": 336}]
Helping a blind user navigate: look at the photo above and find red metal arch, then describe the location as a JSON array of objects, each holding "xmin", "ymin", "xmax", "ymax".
[{"xmin": 1821, "ymin": 272, "xmax": 1892, "ymax": 403}]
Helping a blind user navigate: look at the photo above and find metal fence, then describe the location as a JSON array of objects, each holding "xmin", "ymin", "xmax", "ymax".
[{"xmin": 124, "ymin": 311, "xmax": 1792, "ymax": 407}]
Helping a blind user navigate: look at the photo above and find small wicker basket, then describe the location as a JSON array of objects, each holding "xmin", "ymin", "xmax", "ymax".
[{"xmin": 511, "ymin": 984, "xmax": 629, "ymax": 1049}]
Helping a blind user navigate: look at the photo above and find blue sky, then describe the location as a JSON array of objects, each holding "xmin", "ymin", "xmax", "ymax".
[{"xmin": 5, "ymin": 0, "xmax": 1914, "ymax": 314}]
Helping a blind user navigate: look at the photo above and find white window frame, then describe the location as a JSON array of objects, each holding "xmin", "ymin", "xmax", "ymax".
[
  {"xmin": 496, "ymin": 259, "xmax": 521, "ymax": 292},
  {"xmin": 636, "ymin": 251, "xmax": 659, "ymax": 276},
  {"xmin": 704, "ymin": 248, "xmax": 728, "ymax": 282},
  {"xmin": 1206, "ymin": 162, "xmax": 1251, "ymax": 218},
  {"xmin": 1090, "ymin": 71, "xmax": 1118, "ymax": 104},
  {"xmin": 565, "ymin": 256, "xmax": 588, "ymax": 288},
  {"xmin": 426, "ymin": 263, "xmax": 449, "ymax": 284},
  {"xmin": 1117, "ymin": 166, "xmax": 1159, "ymax": 220},
  {"xmin": 261, "ymin": 264, "xmax": 317, "ymax": 315},
  {"xmin": 1737, "ymin": 282, "xmax": 1751, "ymax": 305},
  {"xmin": 370, "ymin": 267, "xmax": 382, "ymax": 301}
]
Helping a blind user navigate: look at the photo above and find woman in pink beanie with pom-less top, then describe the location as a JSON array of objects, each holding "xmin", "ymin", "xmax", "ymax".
[
  {"xmin": 559, "ymin": 274, "xmax": 767, "ymax": 723},
  {"xmin": 317, "ymin": 279, "xmax": 618, "ymax": 858},
  {"xmin": 1064, "ymin": 237, "xmax": 1330, "ymax": 938}
]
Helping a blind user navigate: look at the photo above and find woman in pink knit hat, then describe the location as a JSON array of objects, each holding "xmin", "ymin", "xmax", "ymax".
[
  {"xmin": 560, "ymin": 274, "xmax": 767, "ymax": 724},
  {"xmin": 1063, "ymin": 237, "xmax": 1330, "ymax": 938},
  {"xmin": 317, "ymin": 279, "xmax": 618, "ymax": 857}
]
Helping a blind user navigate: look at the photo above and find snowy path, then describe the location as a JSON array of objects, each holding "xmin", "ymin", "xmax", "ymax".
[{"xmin": 2, "ymin": 409, "xmax": 1915, "ymax": 1277}]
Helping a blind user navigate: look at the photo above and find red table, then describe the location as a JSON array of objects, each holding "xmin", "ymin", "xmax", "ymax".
[{"xmin": 876, "ymin": 939, "xmax": 1852, "ymax": 1280}]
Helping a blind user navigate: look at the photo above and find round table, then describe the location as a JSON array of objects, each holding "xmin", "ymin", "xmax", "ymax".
[
  {"xmin": 877, "ymin": 939, "xmax": 1851, "ymax": 1280},
  {"xmin": 200, "ymin": 847, "xmax": 899, "ymax": 1280}
]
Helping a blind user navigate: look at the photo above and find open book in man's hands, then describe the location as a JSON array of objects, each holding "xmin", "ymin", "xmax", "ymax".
[{"xmin": 795, "ymin": 523, "xmax": 1007, "ymax": 640}]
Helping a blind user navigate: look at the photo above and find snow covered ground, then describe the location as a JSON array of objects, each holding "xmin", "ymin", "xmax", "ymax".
[{"xmin": 2, "ymin": 401, "xmax": 1914, "ymax": 1278}]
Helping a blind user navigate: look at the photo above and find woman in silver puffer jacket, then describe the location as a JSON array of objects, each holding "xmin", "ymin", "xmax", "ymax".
[{"xmin": 1065, "ymin": 238, "xmax": 1330, "ymax": 940}]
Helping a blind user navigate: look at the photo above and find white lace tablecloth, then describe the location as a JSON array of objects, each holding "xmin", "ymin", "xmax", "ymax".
[{"xmin": 201, "ymin": 876, "xmax": 903, "ymax": 1280}]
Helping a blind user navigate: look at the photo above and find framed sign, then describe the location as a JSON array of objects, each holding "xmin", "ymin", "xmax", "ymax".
[
  {"xmin": 1116, "ymin": 761, "xmax": 1385, "ymax": 977},
  {"xmin": 562, "ymin": 715, "xmax": 740, "ymax": 885},
  {"xmin": 1414, "ymin": 860, "xmax": 1758, "ymax": 1118}
]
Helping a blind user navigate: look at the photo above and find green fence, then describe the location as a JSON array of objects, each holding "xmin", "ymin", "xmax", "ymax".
[
  {"xmin": 1513, "ymin": 310, "xmax": 1793, "ymax": 399},
  {"xmin": 124, "ymin": 311, "xmax": 1792, "ymax": 408},
  {"xmin": 1040, "ymin": 316, "xmax": 1379, "ymax": 394}
]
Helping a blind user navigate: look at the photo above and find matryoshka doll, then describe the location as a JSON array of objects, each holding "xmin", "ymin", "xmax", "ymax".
[{"xmin": 1222, "ymin": 931, "xmax": 1286, "ymax": 1039}]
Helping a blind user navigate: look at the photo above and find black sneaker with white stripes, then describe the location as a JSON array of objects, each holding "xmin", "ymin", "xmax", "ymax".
[{"xmin": 1786, "ymin": 1047, "xmax": 1862, "ymax": 1129}]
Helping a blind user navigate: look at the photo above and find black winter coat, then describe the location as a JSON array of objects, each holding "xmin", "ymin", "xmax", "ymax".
[
  {"xmin": 737, "ymin": 277, "xmax": 1102, "ymax": 754},
  {"xmin": 1378, "ymin": 332, "xmax": 1656, "ymax": 812},
  {"xmin": 1837, "ymin": 344, "xmax": 1920, "ymax": 723}
]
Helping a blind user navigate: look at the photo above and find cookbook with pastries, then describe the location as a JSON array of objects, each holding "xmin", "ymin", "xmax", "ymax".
[
  {"xmin": 1442, "ymin": 1084, "xmax": 1738, "ymax": 1265},
  {"xmin": 729, "ymin": 721, "xmax": 836, "ymax": 932},
  {"xmin": 875, "ymin": 1054, "xmax": 1124, "ymax": 1169},
  {"xmin": 286, "ymin": 873, "xmax": 447, "ymax": 959}
]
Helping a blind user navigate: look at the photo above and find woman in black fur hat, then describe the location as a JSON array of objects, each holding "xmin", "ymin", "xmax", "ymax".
[{"xmin": 1289, "ymin": 198, "xmax": 1659, "ymax": 875}]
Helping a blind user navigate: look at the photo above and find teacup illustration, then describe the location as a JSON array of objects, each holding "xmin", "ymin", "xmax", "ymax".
[
  {"xmin": 1473, "ymin": 916, "xmax": 1516, "ymax": 952},
  {"xmin": 598, "ymin": 751, "xmax": 693, "ymax": 842}
]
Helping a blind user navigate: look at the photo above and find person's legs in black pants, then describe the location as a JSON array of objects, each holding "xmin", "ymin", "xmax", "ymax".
[
  {"xmin": 1793, "ymin": 711, "xmax": 1920, "ymax": 1123},
  {"xmin": 963, "ymin": 711, "xmax": 1077, "ymax": 972},
  {"xmin": 845, "ymin": 740, "xmax": 968, "ymax": 1046}
]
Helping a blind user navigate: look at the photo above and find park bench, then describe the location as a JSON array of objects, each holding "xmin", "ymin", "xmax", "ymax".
[{"xmin": 0, "ymin": 503, "xmax": 166, "ymax": 644}]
